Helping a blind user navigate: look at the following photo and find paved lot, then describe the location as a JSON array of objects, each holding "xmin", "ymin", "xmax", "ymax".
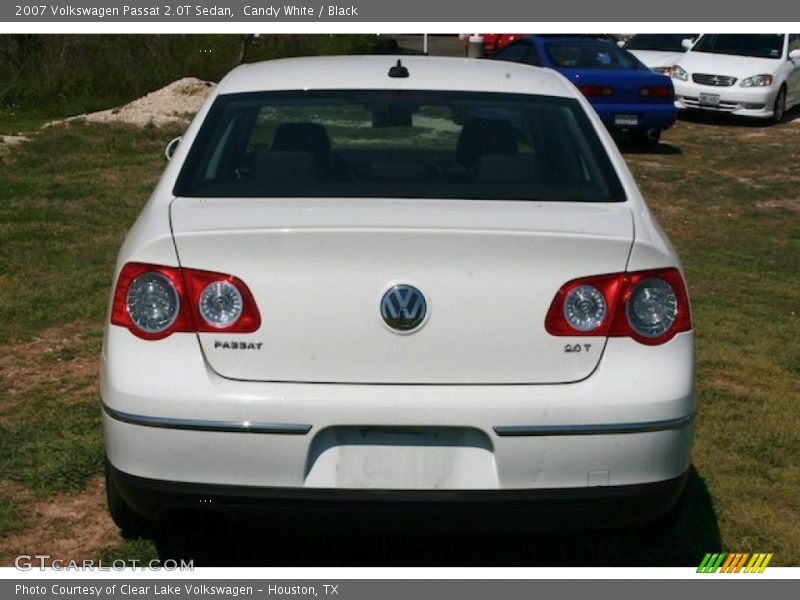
[{"xmin": 391, "ymin": 34, "xmax": 466, "ymax": 57}]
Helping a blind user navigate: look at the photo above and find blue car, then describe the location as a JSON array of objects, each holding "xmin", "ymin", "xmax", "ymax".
[{"xmin": 492, "ymin": 35, "xmax": 677, "ymax": 147}]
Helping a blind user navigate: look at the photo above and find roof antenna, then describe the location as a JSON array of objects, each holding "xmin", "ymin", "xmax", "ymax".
[{"xmin": 388, "ymin": 59, "xmax": 410, "ymax": 78}]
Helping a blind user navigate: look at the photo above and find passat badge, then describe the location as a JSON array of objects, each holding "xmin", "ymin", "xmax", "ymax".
[{"xmin": 214, "ymin": 340, "xmax": 263, "ymax": 350}]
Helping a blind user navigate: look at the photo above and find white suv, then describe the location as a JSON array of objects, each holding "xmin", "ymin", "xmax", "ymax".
[{"xmin": 102, "ymin": 56, "xmax": 695, "ymax": 534}]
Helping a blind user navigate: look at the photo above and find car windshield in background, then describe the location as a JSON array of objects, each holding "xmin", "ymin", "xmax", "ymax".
[
  {"xmin": 174, "ymin": 90, "xmax": 625, "ymax": 202},
  {"xmin": 691, "ymin": 34, "xmax": 785, "ymax": 59},
  {"xmin": 544, "ymin": 39, "xmax": 644, "ymax": 70},
  {"xmin": 625, "ymin": 34, "xmax": 697, "ymax": 52}
]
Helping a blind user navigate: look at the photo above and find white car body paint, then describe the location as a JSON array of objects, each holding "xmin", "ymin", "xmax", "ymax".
[{"xmin": 628, "ymin": 49, "xmax": 688, "ymax": 71}]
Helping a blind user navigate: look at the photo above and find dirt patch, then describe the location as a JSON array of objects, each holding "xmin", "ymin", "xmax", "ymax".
[
  {"xmin": 0, "ymin": 134, "xmax": 31, "ymax": 157},
  {"xmin": 737, "ymin": 130, "xmax": 770, "ymax": 138},
  {"xmin": 48, "ymin": 78, "xmax": 216, "ymax": 128},
  {"xmin": 1, "ymin": 134, "xmax": 30, "ymax": 147},
  {"xmin": 0, "ymin": 322, "xmax": 100, "ymax": 419},
  {"xmin": 0, "ymin": 480, "xmax": 34, "ymax": 504},
  {"xmin": 0, "ymin": 476, "xmax": 121, "ymax": 564},
  {"xmin": 755, "ymin": 199, "xmax": 800, "ymax": 212}
]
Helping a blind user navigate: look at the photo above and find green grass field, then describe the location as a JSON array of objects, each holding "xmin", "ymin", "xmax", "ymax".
[{"xmin": 0, "ymin": 111, "xmax": 798, "ymax": 566}]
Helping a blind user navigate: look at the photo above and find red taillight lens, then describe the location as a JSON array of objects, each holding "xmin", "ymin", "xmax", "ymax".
[
  {"xmin": 579, "ymin": 84, "xmax": 614, "ymax": 97},
  {"xmin": 545, "ymin": 268, "xmax": 691, "ymax": 345},
  {"xmin": 111, "ymin": 262, "xmax": 261, "ymax": 340},
  {"xmin": 639, "ymin": 85, "xmax": 673, "ymax": 98},
  {"xmin": 182, "ymin": 268, "xmax": 261, "ymax": 333},
  {"xmin": 545, "ymin": 273, "xmax": 624, "ymax": 336}
]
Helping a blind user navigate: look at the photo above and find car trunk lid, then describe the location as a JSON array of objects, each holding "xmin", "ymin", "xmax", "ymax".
[{"xmin": 170, "ymin": 197, "xmax": 633, "ymax": 384}]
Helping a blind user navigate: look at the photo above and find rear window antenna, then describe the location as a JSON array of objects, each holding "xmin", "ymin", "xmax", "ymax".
[{"xmin": 388, "ymin": 59, "xmax": 410, "ymax": 78}]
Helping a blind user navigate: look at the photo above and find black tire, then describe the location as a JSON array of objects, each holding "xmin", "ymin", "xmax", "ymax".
[
  {"xmin": 630, "ymin": 129, "xmax": 661, "ymax": 149},
  {"xmin": 105, "ymin": 461, "xmax": 154, "ymax": 538},
  {"xmin": 772, "ymin": 86, "xmax": 787, "ymax": 124}
]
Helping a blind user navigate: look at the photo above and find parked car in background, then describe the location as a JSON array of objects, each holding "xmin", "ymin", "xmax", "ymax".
[
  {"xmin": 493, "ymin": 35, "xmax": 677, "ymax": 146},
  {"xmin": 671, "ymin": 34, "xmax": 800, "ymax": 123},
  {"xmin": 464, "ymin": 33, "xmax": 525, "ymax": 56},
  {"xmin": 623, "ymin": 34, "xmax": 698, "ymax": 73},
  {"xmin": 102, "ymin": 55, "xmax": 694, "ymax": 534}
]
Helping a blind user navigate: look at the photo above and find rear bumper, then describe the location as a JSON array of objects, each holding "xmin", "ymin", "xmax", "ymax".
[
  {"xmin": 593, "ymin": 103, "xmax": 677, "ymax": 132},
  {"xmin": 107, "ymin": 460, "xmax": 689, "ymax": 529},
  {"xmin": 102, "ymin": 327, "xmax": 695, "ymax": 503}
]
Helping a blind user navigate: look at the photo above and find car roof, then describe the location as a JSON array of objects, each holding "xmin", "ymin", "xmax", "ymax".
[
  {"xmin": 215, "ymin": 55, "xmax": 578, "ymax": 98},
  {"xmin": 522, "ymin": 35, "xmax": 618, "ymax": 45}
]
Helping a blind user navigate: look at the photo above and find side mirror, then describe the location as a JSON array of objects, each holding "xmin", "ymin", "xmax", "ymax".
[
  {"xmin": 789, "ymin": 48, "xmax": 800, "ymax": 60},
  {"xmin": 616, "ymin": 40, "xmax": 625, "ymax": 48},
  {"xmin": 165, "ymin": 136, "xmax": 181, "ymax": 161},
  {"xmin": 681, "ymin": 38, "xmax": 694, "ymax": 50}
]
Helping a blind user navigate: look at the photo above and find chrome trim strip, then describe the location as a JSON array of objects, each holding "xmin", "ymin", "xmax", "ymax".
[
  {"xmin": 103, "ymin": 404, "xmax": 312, "ymax": 435},
  {"xmin": 493, "ymin": 414, "xmax": 694, "ymax": 437}
]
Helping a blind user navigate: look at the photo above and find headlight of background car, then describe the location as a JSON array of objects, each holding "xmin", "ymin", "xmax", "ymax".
[
  {"xmin": 670, "ymin": 66, "xmax": 688, "ymax": 81},
  {"xmin": 740, "ymin": 74, "xmax": 773, "ymax": 87},
  {"xmin": 653, "ymin": 66, "xmax": 672, "ymax": 75}
]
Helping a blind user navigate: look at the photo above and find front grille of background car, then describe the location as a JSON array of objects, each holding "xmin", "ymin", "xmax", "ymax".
[{"xmin": 692, "ymin": 73, "xmax": 737, "ymax": 86}]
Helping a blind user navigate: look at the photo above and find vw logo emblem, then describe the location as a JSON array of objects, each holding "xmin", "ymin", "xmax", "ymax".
[{"xmin": 380, "ymin": 285, "xmax": 427, "ymax": 332}]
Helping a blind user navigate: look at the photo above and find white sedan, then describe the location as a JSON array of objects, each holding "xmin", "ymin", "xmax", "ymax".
[
  {"xmin": 623, "ymin": 33, "xmax": 698, "ymax": 74},
  {"xmin": 101, "ymin": 55, "xmax": 695, "ymax": 534},
  {"xmin": 671, "ymin": 33, "xmax": 800, "ymax": 122}
]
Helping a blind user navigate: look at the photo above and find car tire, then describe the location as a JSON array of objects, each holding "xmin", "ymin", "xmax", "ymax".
[
  {"xmin": 631, "ymin": 129, "xmax": 660, "ymax": 149},
  {"xmin": 772, "ymin": 86, "xmax": 787, "ymax": 124},
  {"xmin": 105, "ymin": 461, "xmax": 154, "ymax": 538}
]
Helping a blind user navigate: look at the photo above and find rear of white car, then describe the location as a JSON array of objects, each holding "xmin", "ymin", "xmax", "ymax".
[{"xmin": 101, "ymin": 56, "xmax": 695, "ymax": 532}]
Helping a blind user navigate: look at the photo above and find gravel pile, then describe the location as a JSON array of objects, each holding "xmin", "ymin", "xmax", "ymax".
[
  {"xmin": 49, "ymin": 77, "xmax": 216, "ymax": 128},
  {"xmin": 0, "ymin": 134, "xmax": 31, "ymax": 156}
]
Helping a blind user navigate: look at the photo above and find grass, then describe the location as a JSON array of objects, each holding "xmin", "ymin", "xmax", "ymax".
[
  {"xmin": 623, "ymin": 113, "xmax": 800, "ymax": 564},
  {"xmin": 0, "ymin": 110, "xmax": 798, "ymax": 565},
  {"xmin": 0, "ymin": 35, "xmax": 384, "ymax": 117},
  {"xmin": 0, "ymin": 122, "xmax": 180, "ymax": 551}
]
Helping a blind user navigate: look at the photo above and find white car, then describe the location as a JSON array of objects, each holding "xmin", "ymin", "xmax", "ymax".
[
  {"xmin": 671, "ymin": 33, "xmax": 800, "ymax": 122},
  {"xmin": 101, "ymin": 56, "xmax": 695, "ymax": 534},
  {"xmin": 623, "ymin": 33, "xmax": 698, "ymax": 74}
]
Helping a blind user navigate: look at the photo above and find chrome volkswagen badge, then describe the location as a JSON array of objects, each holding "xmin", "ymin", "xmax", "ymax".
[{"xmin": 380, "ymin": 285, "xmax": 427, "ymax": 332}]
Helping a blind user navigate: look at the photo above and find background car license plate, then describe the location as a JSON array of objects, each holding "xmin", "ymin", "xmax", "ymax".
[
  {"xmin": 614, "ymin": 114, "xmax": 639, "ymax": 126},
  {"xmin": 699, "ymin": 93, "xmax": 720, "ymax": 107}
]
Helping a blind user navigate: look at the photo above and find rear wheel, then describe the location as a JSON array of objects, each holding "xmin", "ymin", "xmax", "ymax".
[
  {"xmin": 772, "ymin": 86, "xmax": 787, "ymax": 124},
  {"xmin": 105, "ymin": 461, "xmax": 154, "ymax": 538},
  {"xmin": 630, "ymin": 128, "xmax": 661, "ymax": 149}
]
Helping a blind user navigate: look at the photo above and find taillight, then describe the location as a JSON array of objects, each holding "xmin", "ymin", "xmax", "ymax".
[
  {"xmin": 544, "ymin": 273, "xmax": 623, "ymax": 337},
  {"xmin": 545, "ymin": 268, "xmax": 691, "ymax": 345},
  {"xmin": 182, "ymin": 268, "xmax": 261, "ymax": 333},
  {"xmin": 111, "ymin": 262, "xmax": 261, "ymax": 340},
  {"xmin": 579, "ymin": 84, "xmax": 614, "ymax": 97},
  {"xmin": 639, "ymin": 85, "xmax": 673, "ymax": 98}
]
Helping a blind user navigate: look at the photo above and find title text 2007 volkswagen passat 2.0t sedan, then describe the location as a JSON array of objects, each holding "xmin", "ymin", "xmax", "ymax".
[{"xmin": 101, "ymin": 56, "xmax": 694, "ymax": 534}]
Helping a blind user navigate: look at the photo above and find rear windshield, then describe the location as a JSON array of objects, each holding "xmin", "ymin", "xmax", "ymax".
[
  {"xmin": 626, "ymin": 34, "xmax": 697, "ymax": 52},
  {"xmin": 543, "ymin": 39, "xmax": 645, "ymax": 70},
  {"xmin": 174, "ymin": 90, "xmax": 625, "ymax": 203},
  {"xmin": 691, "ymin": 34, "xmax": 785, "ymax": 59}
]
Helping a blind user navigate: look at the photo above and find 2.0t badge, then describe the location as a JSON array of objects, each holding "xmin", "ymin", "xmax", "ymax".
[{"xmin": 380, "ymin": 285, "xmax": 427, "ymax": 333}]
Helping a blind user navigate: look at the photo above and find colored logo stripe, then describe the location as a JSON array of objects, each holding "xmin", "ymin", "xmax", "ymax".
[
  {"xmin": 746, "ymin": 553, "xmax": 773, "ymax": 573},
  {"xmin": 697, "ymin": 553, "xmax": 726, "ymax": 573},
  {"xmin": 697, "ymin": 553, "xmax": 773, "ymax": 573}
]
